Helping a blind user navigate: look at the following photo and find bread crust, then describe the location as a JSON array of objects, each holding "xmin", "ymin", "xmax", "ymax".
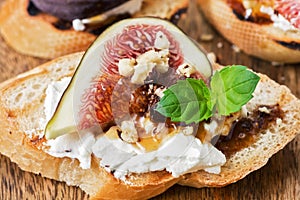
[
  {"xmin": 197, "ymin": 0, "xmax": 300, "ymax": 63},
  {"xmin": 0, "ymin": 0, "xmax": 188, "ymax": 59},
  {"xmin": 0, "ymin": 52, "xmax": 299, "ymax": 198}
]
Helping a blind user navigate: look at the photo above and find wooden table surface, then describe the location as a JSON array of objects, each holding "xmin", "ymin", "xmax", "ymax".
[{"xmin": 0, "ymin": 0, "xmax": 299, "ymax": 199}]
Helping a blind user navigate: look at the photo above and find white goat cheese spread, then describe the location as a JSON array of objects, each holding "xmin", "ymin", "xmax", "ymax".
[
  {"xmin": 45, "ymin": 131, "xmax": 95, "ymax": 169},
  {"xmin": 44, "ymin": 77, "xmax": 72, "ymax": 122},
  {"xmin": 93, "ymin": 131, "xmax": 226, "ymax": 180},
  {"xmin": 25, "ymin": 77, "xmax": 71, "ymax": 139}
]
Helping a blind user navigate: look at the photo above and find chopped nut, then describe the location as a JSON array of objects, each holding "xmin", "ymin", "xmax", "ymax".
[
  {"xmin": 120, "ymin": 120, "xmax": 139, "ymax": 143},
  {"xmin": 176, "ymin": 63, "xmax": 196, "ymax": 77}
]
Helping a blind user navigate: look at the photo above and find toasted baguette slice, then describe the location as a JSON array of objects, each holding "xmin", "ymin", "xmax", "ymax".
[
  {"xmin": 0, "ymin": 52, "xmax": 299, "ymax": 199},
  {"xmin": 0, "ymin": 0, "xmax": 188, "ymax": 59},
  {"xmin": 197, "ymin": 0, "xmax": 300, "ymax": 63},
  {"xmin": 179, "ymin": 70, "xmax": 300, "ymax": 187},
  {"xmin": 0, "ymin": 52, "xmax": 179, "ymax": 200}
]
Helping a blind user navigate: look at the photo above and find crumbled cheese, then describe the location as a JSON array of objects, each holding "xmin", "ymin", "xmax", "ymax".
[
  {"xmin": 245, "ymin": 8, "xmax": 252, "ymax": 19},
  {"xmin": 182, "ymin": 126, "xmax": 194, "ymax": 135},
  {"xmin": 72, "ymin": 19, "xmax": 85, "ymax": 31},
  {"xmin": 131, "ymin": 57, "xmax": 156, "ymax": 84},
  {"xmin": 154, "ymin": 31, "xmax": 170, "ymax": 49},
  {"xmin": 259, "ymin": 106, "xmax": 271, "ymax": 114},
  {"xmin": 137, "ymin": 117, "xmax": 168, "ymax": 136},
  {"xmin": 118, "ymin": 32, "xmax": 170, "ymax": 84},
  {"xmin": 241, "ymin": 105, "xmax": 249, "ymax": 117},
  {"xmin": 120, "ymin": 120, "xmax": 138, "ymax": 143},
  {"xmin": 118, "ymin": 58, "xmax": 135, "ymax": 77},
  {"xmin": 276, "ymin": 118, "xmax": 282, "ymax": 125},
  {"xmin": 176, "ymin": 63, "xmax": 197, "ymax": 77},
  {"xmin": 154, "ymin": 86, "xmax": 166, "ymax": 98},
  {"xmin": 259, "ymin": 6, "xmax": 275, "ymax": 17},
  {"xmin": 139, "ymin": 117, "xmax": 156, "ymax": 135},
  {"xmin": 204, "ymin": 120, "xmax": 219, "ymax": 137},
  {"xmin": 155, "ymin": 49, "xmax": 169, "ymax": 73}
]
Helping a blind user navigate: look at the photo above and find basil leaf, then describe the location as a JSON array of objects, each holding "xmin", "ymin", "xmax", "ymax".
[
  {"xmin": 210, "ymin": 65, "xmax": 260, "ymax": 115},
  {"xmin": 156, "ymin": 78, "xmax": 212, "ymax": 124}
]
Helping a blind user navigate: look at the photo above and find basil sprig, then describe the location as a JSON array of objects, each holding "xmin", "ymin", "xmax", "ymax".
[{"xmin": 156, "ymin": 65, "xmax": 260, "ymax": 124}]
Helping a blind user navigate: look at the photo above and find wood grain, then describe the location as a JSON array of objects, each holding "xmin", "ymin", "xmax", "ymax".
[{"xmin": 0, "ymin": 0, "xmax": 299, "ymax": 199}]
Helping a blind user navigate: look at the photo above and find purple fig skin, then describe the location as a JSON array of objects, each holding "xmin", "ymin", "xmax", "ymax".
[{"xmin": 30, "ymin": 0, "xmax": 129, "ymax": 21}]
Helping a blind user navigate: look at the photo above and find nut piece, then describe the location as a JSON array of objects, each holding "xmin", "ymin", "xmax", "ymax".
[
  {"xmin": 176, "ymin": 63, "xmax": 196, "ymax": 77},
  {"xmin": 120, "ymin": 120, "xmax": 139, "ymax": 143}
]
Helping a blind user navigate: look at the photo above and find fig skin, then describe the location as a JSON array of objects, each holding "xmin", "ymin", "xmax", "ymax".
[{"xmin": 30, "ymin": 0, "xmax": 129, "ymax": 21}]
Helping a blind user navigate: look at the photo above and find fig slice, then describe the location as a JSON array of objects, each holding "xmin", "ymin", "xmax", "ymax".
[{"xmin": 45, "ymin": 17, "xmax": 212, "ymax": 139}]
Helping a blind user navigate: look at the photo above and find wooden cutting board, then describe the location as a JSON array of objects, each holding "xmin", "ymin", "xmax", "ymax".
[{"xmin": 0, "ymin": 1, "xmax": 299, "ymax": 199}]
